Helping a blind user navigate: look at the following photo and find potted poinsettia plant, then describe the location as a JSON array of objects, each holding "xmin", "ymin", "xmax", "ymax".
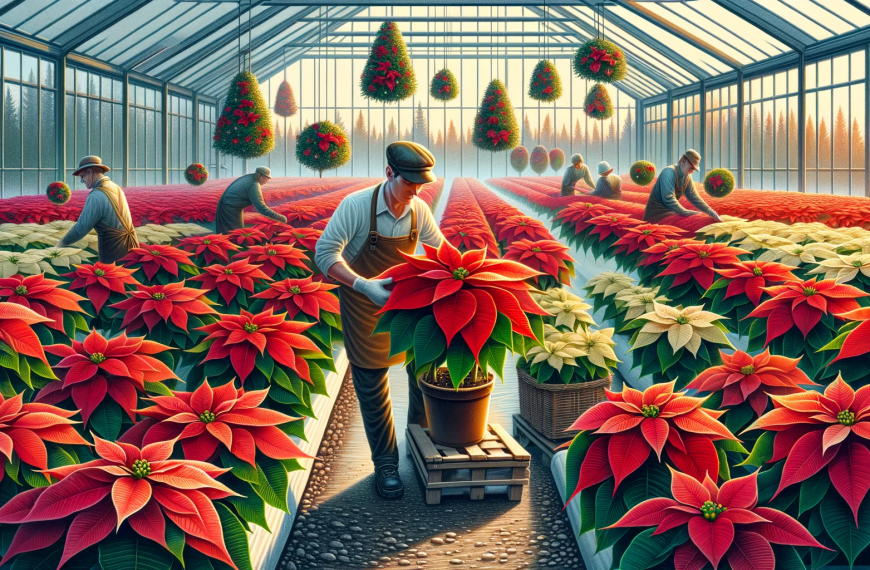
[{"xmin": 374, "ymin": 241, "xmax": 548, "ymax": 446}]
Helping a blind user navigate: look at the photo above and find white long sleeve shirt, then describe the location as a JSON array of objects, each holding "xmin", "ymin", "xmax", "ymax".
[{"xmin": 314, "ymin": 183, "xmax": 444, "ymax": 276}]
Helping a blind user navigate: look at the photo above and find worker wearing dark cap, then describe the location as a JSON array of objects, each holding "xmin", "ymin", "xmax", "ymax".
[
  {"xmin": 315, "ymin": 141, "xmax": 444, "ymax": 499},
  {"xmin": 214, "ymin": 166, "xmax": 288, "ymax": 233}
]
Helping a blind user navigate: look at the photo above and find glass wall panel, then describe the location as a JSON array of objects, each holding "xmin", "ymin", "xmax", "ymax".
[
  {"xmin": 168, "ymin": 94, "xmax": 193, "ymax": 184},
  {"xmin": 744, "ymin": 66, "xmax": 799, "ymax": 190},
  {"xmin": 643, "ymin": 102, "xmax": 668, "ymax": 171},
  {"xmin": 129, "ymin": 83, "xmax": 163, "ymax": 187}
]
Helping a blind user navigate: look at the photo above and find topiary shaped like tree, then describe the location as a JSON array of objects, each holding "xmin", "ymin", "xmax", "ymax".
[
  {"xmin": 549, "ymin": 148, "xmax": 565, "ymax": 172},
  {"xmin": 274, "ymin": 80, "xmax": 298, "ymax": 117},
  {"xmin": 296, "ymin": 120, "xmax": 351, "ymax": 178},
  {"xmin": 510, "ymin": 146, "xmax": 529, "ymax": 175},
  {"xmin": 213, "ymin": 71, "xmax": 275, "ymax": 159},
  {"xmin": 530, "ymin": 145, "xmax": 549, "ymax": 175},
  {"xmin": 584, "ymin": 83, "xmax": 614, "ymax": 120},
  {"xmin": 360, "ymin": 21, "xmax": 416, "ymax": 103},
  {"xmin": 472, "ymin": 79, "xmax": 519, "ymax": 152},
  {"xmin": 430, "ymin": 68, "xmax": 459, "ymax": 102},
  {"xmin": 528, "ymin": 60, "xmax": 563, "ymax": 102}
]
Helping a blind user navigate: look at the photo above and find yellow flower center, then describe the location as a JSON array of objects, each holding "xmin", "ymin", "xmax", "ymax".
[
  {"xmin": 641, "ymin": 404, "xmax": 660, "ymax": 418},
  {"xmin": 453, "ymin": 268, "xmax": 469, "ymax": 280},
  {"xmin": 676, "ymin": 315, "xmax": 689, "ymax": 325},
  {"xmin": 290, "ymin": 286, "xmax": 301, "ymax": 294},
  {"xmin": 642, "ymin": 230, "xmax": 652, "ymax": 235},
  {"xmin": 90, "ymin": 352, "xmax": 105, "ymax": 364},
  {"xmin": 699, "ymin": 251, "xmax": 710, "ymax": 258},
  {"xmin": 95, "ymin": 269, "xmax": 105, "ymax": 277},
  {"xmin": 14, "ymin": 285, "xmax": 26, "ymax": 295},
  {"xmin": 131, "ymin": 459, "xmax": 151, "ymax": 479},
  {"xmin": 150, "ymin": 250, "xmax": 160, "ymax": 255},
  {"xmin": 853, "ymin": 260, "xmax": 864, "ymax": 268},
  {"xmin": 803, "ymin": 287, "xmax": 816, "ymax": 296},
  {"xmin": 244, "ymin": 322, "xmax": 258, "ymax": 333},
  {"xmin": 752, "ymin": 267, "xmax": 763, "ymax": 276},
  {"xmin": 741, "ymin": 365, "xmax": 755, "ymax": 375},
  {"xmin": 532, "ymin": 247, "xmax": 541, "ymax": 253},
  {"xmin": 199, "ymin": 410, "xmax": 216, "ymax": 423},
  {"xmin": 267, "ymin": 249, "xmax": 277, "ymax": 255},
  {"xmin": 203, "ymin": 240, "xmax": 211, "ymax": 245},
  {"xmin": 152, "ymin": 292, "xmax": 166, "ymax": 300},
  {"xmin": 701, "ymin": 501, "xmax": 726, "ymax": 520},
  {"xmin": 838, "ymin": 410, "xmax": 856, "ymax": 426},
  {"xmin": 224, "ymin": 268, "xmax": 233, "ymax": 275}
]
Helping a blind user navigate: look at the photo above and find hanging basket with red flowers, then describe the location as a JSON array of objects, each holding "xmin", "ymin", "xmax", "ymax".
[
  {"xmin": 184, "ymin": 163, "xmax": 208, "ymax": 186},
  {"xmin": 573, "ymin": 38, "xmax": 627, "ymax": 83},
  {"xmin": 584, "ymin": 83, "xmax": 613, "ymax": 120},
  {"xmin": 528, "ymin": 59, "xmax": 563, "ymax": 102},
  {"xmin": 46, "ymin": 181, "xmax": 70, "ymax": 205},
  {"xmin": 360, "ymin": 21, "xmax": 416, "ymax": 103},
  {"xmin": 213, "ymin": 70, "xmax": 274, "ymax": 159},
  {"xmin": 296, "ymin": 120, "xmax": 350, "ymax": 177},
  {"xmin": 629, "ymin": 160, "xmax": 656, "ymax": 185},
  {"xmin": 472, "ymin": 79, "xmax": 519, "ymax": 152},
  {"xmin": 430, "ymin": 68, "xmax": 459, "ymax": 102},
  {"xmin": 274, "ymin": 79, "xmax": 298, "ymax": 117},
  {"xmin": 510, "ymin": 146, "xmax": 529, "ymax": 175},
  {"xmin": 704, "ymin": 168, "xmax": 736, "ymax": 198}
]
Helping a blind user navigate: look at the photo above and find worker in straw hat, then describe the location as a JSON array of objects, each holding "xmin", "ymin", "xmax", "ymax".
[
  {"xmin": 642, "ymin": 149, "xmax": 721, "ymax": 223},
  {"xmin": 315, "ymin": 141, "xmax": 445, "ymax": 500},
  {"xmin": 214, "ymin": 166, "xmax": 287, "ymax": 234},
  {"xmin": 561, "ymin": 153, "xmax": 596, "ymax": 196},
  {"xmin": 57, "ymin": 155, "xmax": 139, "ymax": 264},
  {"xmin": 590, "ymin": 161, "xmax": 622, "ymax": 200}
]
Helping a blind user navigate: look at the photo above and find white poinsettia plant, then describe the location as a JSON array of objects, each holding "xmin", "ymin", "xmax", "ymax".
[
  {"xmin": 583, "ymin": 271, "xmax": 636, "ymax": 313},
  {"xmin": 520, "ymin": 321, "xmax": 618, "ymax": 385},
  {"xmin": 532, "ymin": 286, "xmax": 596, "ymax": 331}
]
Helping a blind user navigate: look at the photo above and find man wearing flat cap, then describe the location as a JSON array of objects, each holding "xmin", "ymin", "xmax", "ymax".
[
  {"xmin": 57, "ymin": 155, "xmax": 139, "ymax": 264},
  {"xmin": 316, "ymin": 141, "xmax": 444, "ymax": 499},
  {"xmin": 643, "ymin": 149, "xmax": 721, "ymax": 223},
  {"xmin": 561, "ymin": 153, "xmax": 596, "ymax": 196},
  {"xmin": 214, "ymin": 166, "xmax": 287, "ymax": 234}
]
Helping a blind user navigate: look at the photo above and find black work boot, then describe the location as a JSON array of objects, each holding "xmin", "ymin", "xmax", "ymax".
[{"xmin": 375, "ymin": 464, "xmax": 404, "ymax": 499}]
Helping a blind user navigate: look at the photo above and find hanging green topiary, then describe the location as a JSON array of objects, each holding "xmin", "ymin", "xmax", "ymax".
[
  {"xmin": 573, "ymin": 38, "xmax": 627, "ymax": 84},
  {"xmin": 530, "ymin": 145, "xmax": 549, "ymax": 175},
  {"xmin": 430, "ymin": 68, "xmax": 459, "ymax": 102},
  {"xmin": 584, "ymin": 83, "xmax": 613, "ymax": 120},
  {"xmin": 704, "ymin": 168, "xmax": 736, "ymax": 197},
  {"xmin": 630, "ymin": 160, "xmax": 656, "ymax": 186},
  {"xmin": 185, "ymin": 163, "xmax": 209, "ymax": 186},
  {"xmin": 360, "ymin": 22, "xmax": 416, "ymax": 103},
  {"xmin": 528, "ymin": 60, "xmax": 563, "ymax": 102},
  {"xmin": 549, "ymin": 149, "xmax": 565, "ymax": 172},
  {"xmin": 510, "ymin": 146, "xmax": 529, "ymax": 175},
  {"xmin": 472, "ymin": 79, "xmax": 519, "ymax": 152},
  {"xmin": 213, "ymin": 71, "xmax": 275, "ymax": 159},
  {"xmin": 296, "ymin": 120, "xmax": 351, "ymax": 177},
  {"xmin": 46, "ymin": 181, "xmax": 70, "ymax": 205},
  {"xmin": 274, "ymin": 80, "xmax": 298, "ymax": 117}
]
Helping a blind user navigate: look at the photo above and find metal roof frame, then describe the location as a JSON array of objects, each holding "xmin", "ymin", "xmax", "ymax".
[{"xmin": 54, "ymin": 0, "xmax": 156, "ymax": 53}]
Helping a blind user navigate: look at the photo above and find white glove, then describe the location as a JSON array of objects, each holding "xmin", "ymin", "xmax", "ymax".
[
  {"xmin": 710, "ymin": 211, "xmax": 722, "ymax": 222},
  {"xmin": 353, "ymin": 277, "xmax": 393, "ymax": 306}
]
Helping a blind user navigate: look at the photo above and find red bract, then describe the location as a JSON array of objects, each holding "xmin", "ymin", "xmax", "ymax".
[
  {"xmin": 587, "ymin": 213, "xmax": 641, "ymax": 241},
  {"xmin": 252, "ymin": 277, "xmax": 340, "ymax": 320},
  {"xmin": 685, "ymin": 349, "xmax": 816, "ymax": 418},
  {"xmin": 746, "ymin": 278, "xmax": 867, "ymax": 344},
  {"xmin": 657, "ymin": 242, "xmax": 749, "ymax": 290},
  {"xmin": 178, "ymin": 234, "xmax": 240, "ymax": 265},
  {"xmin": 119, "ymin": 244, "xmax": 197, "ymax": 282},
  {"xmin": 639, "ymin": 238, "xmax": 698, "ymax": 267},
  {"xmin": 0, "ymin": 274, "xmax": 86, "ymax": 332},
  {"xmin": 232, "ymin": 244, "xmax": 309, "ymax": 279},
  {"xmin": 496, "ymin": 215, "xmax": 553, "ymax": 243},
  {"xmin": 138, "ymin": 380, "xmax": 310, "ymax": 466},
  {"xmin": 274, "ymin": 226, "xmax": 323, "ymax": 252},
  {"xmin": 0, "ymin": 392, "xmax": 88, "ymax": 474},
  {"xmin": 227, "ymin": 227, "xmax": 268, "ymax": 247},
  {"xmin": 441, "ymin": 224, "xmax": 498, "ymax": 257},
  {"xmin": 747, "ymin": 376, "xmax": 870, "ymax": 523},
  {"xmin": 189, "ymin": 258, "xmax": 272, "ymax": 306},
  {"xmin": 375, "ymin": 241, "xmax": 547, "ymax": 361},
  {"xmin": 503, "ymin": 239, "xmax": 574, "ymax": 285},
  {"xmin": 252, "ymin": 220, "xmax": 293, "ymax": 240},
  {"xmin": 197, "ymin": 309, "xmax": 321, "ymax": 383},
  {"xmin": 612, "ymin": 223, "xmax": 685, "ymax": 255},
  {"xmin": 110, "ymin": 281, "xmax": 218, "ymax": 334},
  {"xmin": 64, "ymin": 262, "xmax": 139, "ymax": 314},
  {"xmin": 0, "ymin": 437, "xmax": 238, "ymax": 568},
  {"xmin": 40, "ymin": 330, "xmax": 178, "ymax": 424},
  {"xmin": 0, "ymin": 302, "xmax": 54, "ymax": 365},
  {"xmin": 831, "ymin": 306, "xmax": 870, "ymax": 362},
  {"xmin": 567, "ymin": 381, "xmax": 737, "ymax": 494},
  {"xmin": 554, "ymin": 201, "xmax": 614, "ymax": 234},
  {"xmin": 608, "ymin": 469, "xmax": 824, "ymax": 570},
  {"xmin": 713, "ymin": 260, "xmax": 800, "ymax": 306}
]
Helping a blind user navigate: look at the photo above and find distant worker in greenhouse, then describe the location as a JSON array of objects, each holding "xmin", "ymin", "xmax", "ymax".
[
  {"xmin": 590, "ymin": 161, "xmax": 622, "ymax": 200},
  {"xmin": 642, "ymin": 149, "xmax": 722, "ymax": 224},
  {"xmin": 214, "ymin": 166, "xmax": 287, "ymax": 234},
  {"xmin": 561, "ymin": 153, "xmax": 596, "ymax": 196},
  {"xmin": 315, "ymin": 141, "xmax": 444, "ymax": 500},
  {"xmin": 56, "ymin": 155, "xmax": 139, "ymax": 264}
]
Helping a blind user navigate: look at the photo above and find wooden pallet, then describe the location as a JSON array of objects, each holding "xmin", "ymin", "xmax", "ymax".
[
  {"xmin": 405, "ymin": 423, "xmax": 531, "ymax": 505},
  {"xmin": 512, "ymin": 413, "xmax": 569, "ymax": 467}
]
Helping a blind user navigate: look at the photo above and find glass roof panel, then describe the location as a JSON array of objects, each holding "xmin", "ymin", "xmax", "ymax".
[
  {"xmin": 686, "ymin": 1, "xmax": 791, "ymax": 55},
  {"xmin": 752, "ymin": 0, "xmax": 840, "ymax": 39},
  {"xmin": 4, "ymin": 0, "xmax": 108, "ymax": 40}
]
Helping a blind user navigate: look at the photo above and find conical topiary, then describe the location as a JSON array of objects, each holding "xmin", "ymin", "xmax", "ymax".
[
  {"xmin": 573, "ymin": 39, "xmax": 627, "ymax": 84},
  {"xmin": 584, "ymin": 83, "xmax": 613, "ymax": 120},
  {"xmin": 528, "ymin": 60, "xmax": 562, "ymax": 102},
  {"xmin": 510, "ymin": 146, "xmax": 529, "ymax": 175},
  {"xmin": 296, "ymin": 120, "xmax": 350, "ymax": 177},
  {"xmin": 549, "ymin": 149, "xmax": 565, "ymax": 172},
  {"xmin": 360, "ymin": 22, "xmax": 416, "ymax": 103},
  {"xmin": 274, "ymin": 80, "xmax": 297, "ymax": 117},
  {"xmin": 213, "ymin": 71, "xmax": 275, "ymax": 159},
  {"xmin": 530, "ymin": 145, "xmax": 549, "ymax": 175},
  {"xmin": 430, "ymin": 68, "xmax": 459, "ymax": 102},
  {"xmin": 472, "ymin": 79, "xmax": 519, "ymax": 152}
]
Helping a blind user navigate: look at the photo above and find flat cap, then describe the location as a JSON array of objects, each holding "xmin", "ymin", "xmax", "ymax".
[
  {"xmin": 682, "ymin": 149, "xmax": 701, "ymax": 169},
  {"xmin": 571, "ymin": 153, "xmax": 583, "ymax": 164},
  {"xmin": 386, "ymin": 141, "xmax": 436, "ymax": 184},
  {"xmin": 255, "ymin": 166, "xmax": 272, "ymax": 178}
]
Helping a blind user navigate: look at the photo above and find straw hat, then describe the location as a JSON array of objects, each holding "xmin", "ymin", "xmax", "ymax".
[{"xmin": 72, "ymin": 156, "xmax": 110, "ymax": 176}]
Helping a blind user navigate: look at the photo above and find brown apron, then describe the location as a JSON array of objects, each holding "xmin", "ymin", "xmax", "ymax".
[
  {"xmin": 338, "ymin": 184, "xmax": 418, "ymax": 369},
  {"xmin": 91, "ymin": 180, "xmax": 139, "ymax": 264},
  {"xmin": 643, "ymin": 165, "xmax": 693, "ymax": 223}
]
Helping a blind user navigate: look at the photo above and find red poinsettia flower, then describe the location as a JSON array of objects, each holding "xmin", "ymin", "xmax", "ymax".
[
  {"xmin": 178, "ymin": 234, "xmax": 240, "ymax": 265},
  {"xmin": 554, "ymin": 202, "xmax": 614, "ymax": 235},
  {"xmin": 136, "ymin": 380, "xmax": 310, "ymax": 466},
  {"xmin": 657, "ymin": 242, "xmax": 749, "ymax": 290},
  {"xmin": 608, "ymin": 469, "xmax": 824, "ymax": 570},
  {"xmin": 713, "ymin": 260, "xmax": 800, "ymax": 306},
  {"xmin": 119, "ymin": 244, "xmax": 197, "ymax": 282},
  {"xmin": 567, "ymin": 381, "xmax": 737, "ymax": 495},
  {"xmin": 587, "ymin": 213, "xmax": 641, "ymax": 241},
  {"xmin": 0, "ymin": 274, "xmax": 86, "ymax": 332},
  {"xmin": 746, "ymin": 277, "xmax": 867, "ymax": 345},
  {"xmin": 232, "ymin": 244, "xmax": 309, "ymax": 279},
  {"xmin": 612, "ymin": 223, "xmax": 685, "ymax": 255},
  {"xmin": 252, "ymin": 277, "xmax": 340, "ymax": 320},
  {"xmin": 496, "ymin": 215, "xmax": 553, "ymax": 243},
  {"xmin": 503, "ymin": 239, "xmax": 574, "ymax": 285},
  {"xmin": 639, "ymin": 238, "xmax": 698, "ymax": 268},
  {"xmin": 0, "ymin": 437, "xmax": 238, "ymax": 569},
  {"xmin": 829, "ymin": 306, "xmax": 870, "ymax": 362},
  {"xmin": 110, "ymin": 281, "xmax": 218, "ymax": 334},
  {"xmin": 227, "ymin": 227, "xmax": 268, "ymax": 247},
  {"xmin": 0, "ymin": 302, "xmax": 56, "ymax": 365},
  {"xmin": 189, "ymin": 258, "xmax": 272, "ymax": 306},
  {"xmin": 685, "ymin": 349, "xmax": 816, "ymax": 418},
  {"xmin": 747, "ymin": 376, "xmax": 870, "ymax": 522},
  {"xmin": 40, "ymin": 330, "xmax": 178, "ymax": 424},
  {"xmin": 197, "ymin": 309, "xmax": 321, "ymax": 383},
  {"xmin": 275, "ymin": 226, "xmax": 323, "ymax": 253},
  {"xmin": 441, "ymin": 224, "xmax": 498, "ymax": 257},
  {"xmin": 0, "ymin": 392, "xmax": 88, "ymax": 474},
  {"xmin": 64, "ymin": 262, "xmax": 139, "ymax": 314},
  {"xmin": 252, "ymin": 221, "xmax": 293, "ymax": 240}
]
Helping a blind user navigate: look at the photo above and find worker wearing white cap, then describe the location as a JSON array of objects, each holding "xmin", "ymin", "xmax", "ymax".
[
  {"xmin": 560, "ymin": 153, "xmax": 595, "ymax": 196},
  {"xmin": 590, "ymin": 161, "xmax": 622, "ymax": 200},
  {"xmin": 214, "ymin": 166, "xmax": 287, "ymax": 233},
  {"xmin": 643, "ymin": 149, "xmax": 721, "ymax": 223}
]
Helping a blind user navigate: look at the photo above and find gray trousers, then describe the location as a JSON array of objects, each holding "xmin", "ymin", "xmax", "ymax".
[{"xmin": 350, "ymin": 364, "xmax": 427, "ymax": 468}]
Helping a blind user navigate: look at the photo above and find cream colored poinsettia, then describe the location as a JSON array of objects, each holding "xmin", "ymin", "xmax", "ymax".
[
  {"xmin": 570, "ymin": 327, "xmax": 619, "ymax": 368},
  {"xmin": 807, "ymin": 252, "xmax": 870, "ymax": 283},
  {"xmin": 550, "ymin": 299, "xmax": 596, "ymax": 330},
  {"xmin": 619, "ymin": 290, "xmax": 672, "ymax": 320},
  {"xmin": 734, "ymin": 233, "xmax": 794, "ymax": 252},
  {"xmin": 165, "ymin": 223, "xmax": 210, "ymax": 236},
  {"xmin": 757, "ymin": 242, "xmax": 839, "ymax": 266},
  {"xmin": 532, "ymin": 286, "xmax": 584, "ymax": 313},
  {"xmin": 632, "ymin": 302, "xmax": 732, "ymax": 357},
  {"xmin": 526, "ymin": 339, "xmax": 586, "ymax": 371},
  {"xmin": 696, "ymin": 217, "xmax": 756, "ymax": 242},
  {"xmin": 0, "ymin": 251, "xmax": 49, "ymax": 277},
  {"xmin": 585, "ymin": 271, "xmax": 635, "ymax": 298},
  {"xmin": 25, "ymin": 246, "xmax": 95, "ymax": 268}
]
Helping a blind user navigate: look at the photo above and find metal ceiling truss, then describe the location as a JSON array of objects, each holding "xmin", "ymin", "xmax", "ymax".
[
  {"xmin": 55, "ymin": 0, "xmax": 157, "ymax": 53},
  {"xmin": 708, "ymin": 0, "xmax": 811, "ymax": 52}
]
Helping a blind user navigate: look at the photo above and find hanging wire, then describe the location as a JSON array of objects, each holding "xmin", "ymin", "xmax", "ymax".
[
  {"xmin": 237, "ymin": 0, "xmax": 241, "ymax": 73},
  {"xmin": 247, "ymin": 0, "xmax": 252, "ymax": 72}
]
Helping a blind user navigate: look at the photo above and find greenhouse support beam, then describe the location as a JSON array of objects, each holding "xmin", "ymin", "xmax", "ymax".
[
  {"xmin": 866, "ymin": 44, "xmax": 870, "ymax": 197},
  {"xmin": 736, "ymin": 68, "xmax": 744, "ymax": 189},
  {"xmin": 55, "ymin": 54, "xmax": 65, "ymax": 184},
  {"xmin": 798, "ymin": 52, "xmax": 806, "ymax": 193},
  {"xmin": 666, "ymin": 90, "xmax": 673, "ymax": 163},
  {"xmin": 709, "ymin": 0, "xmax": 811, "ymax": 53},
  {"xmin": 844, "ymin": 0, "xmax": 870, "ymax": 17},
  {"xmin": 55, "ymin": 0, "xmax": 156, "ymax": 54},
  {"xmin": 0, "ymin": 27, "xmax": 58, "ymax": 57},
  {"xmin": 163, "ymin": 82, "xmax": 169, "ymax": 185},
  {"xmin": 636, "ymin": 99, "xmax": 644, "ymax": 160},
  {"xmin": 0, "ymin": 1, "xmax": 24, "ymax": 17},
  {"xmin": 123, "ymin": 71, "xmax": 130, "ymax": 187},
  {"xmin": 193, "ymin": 92, "xmax": 199, "ymax": 171},
  {"xmin": 699, "ymin": 79, "xmax": 706, "ymax": 177}
]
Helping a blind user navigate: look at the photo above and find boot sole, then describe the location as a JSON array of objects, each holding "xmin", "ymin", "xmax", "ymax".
[{"xmin": 376, "ymin": 484, "xmax": 404, "ymax": 499}]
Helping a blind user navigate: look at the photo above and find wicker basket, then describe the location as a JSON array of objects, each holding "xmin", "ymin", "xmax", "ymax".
[{"xmin": 517, "ymin": 368, "xmax": 612, "ymax": 440}]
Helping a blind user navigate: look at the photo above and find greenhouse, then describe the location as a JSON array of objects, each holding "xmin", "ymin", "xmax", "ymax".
[{"xmin": 1, "ymin": 1, "xmax": 870, "ymax": 570}]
